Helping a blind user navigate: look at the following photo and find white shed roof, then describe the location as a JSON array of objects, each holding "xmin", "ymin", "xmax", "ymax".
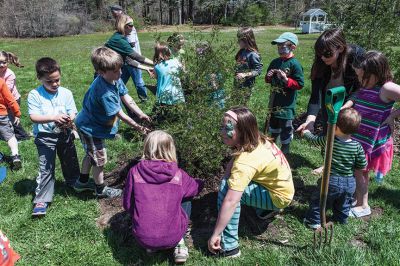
[{"xmin": 302, "ymin": 8, "xmax": 327, "ymax": 17}]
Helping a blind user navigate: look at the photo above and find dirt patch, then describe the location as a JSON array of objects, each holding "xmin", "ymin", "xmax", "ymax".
[{"xmin": 360, "ymin": 207, "xmax": 384, "ymax": 222}]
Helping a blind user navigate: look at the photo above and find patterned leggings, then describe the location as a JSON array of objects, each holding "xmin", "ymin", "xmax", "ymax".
[{"xmin": 217, "ymin": 178, "xmax": 278, "ymax": 251}]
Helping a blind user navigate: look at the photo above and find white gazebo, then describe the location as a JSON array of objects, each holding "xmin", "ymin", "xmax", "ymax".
[{"xmin": 299, "ymin": 8, "xmax": 330, "ymax": 34}]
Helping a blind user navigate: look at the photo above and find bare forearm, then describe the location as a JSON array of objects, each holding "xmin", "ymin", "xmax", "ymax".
[
  {"xmin": 117, "ymin": 110, "xmax": 143, "ymax": 131},
  {"xmin": 30, "ymin": 114, "xmax": 56, "ymax": 124},
  {"xmin": 121, "ymin": 95, "xmax": 145, "ymax": 117}
]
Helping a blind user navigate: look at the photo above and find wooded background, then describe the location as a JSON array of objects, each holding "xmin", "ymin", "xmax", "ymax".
[{"xmin": 1, "ymin": 0, "xmax": 398, "ymax": 38}]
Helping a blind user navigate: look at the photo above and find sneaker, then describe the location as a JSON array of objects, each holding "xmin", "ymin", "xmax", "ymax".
[
  {"xmin": 173, "ymin": 243, "xmax": 189, "ymax": 263},
  {"xmin": 303, "ymin": 218, "xmax": 321, "ymax": 230},
  {"xmin": 11, "ymin": 155, "xmax": 22, "ymax": 170},
  {"xmin": 73, "ymin": 179, "xmax": 96, "ymax": 193},
  {"xmin": 349, "ymin": 206, "xmax": 371, "ymax": 218},
  {"xmin": 32, "ymin": 202, "xmax": 48, "ymax": 217},
  {"xmin": 218, "ymin": 247, "xmax": 241, "ymax": 258},
  {"xmin": 95, "ymin": 186, "xmax": 122, "ymax": 198}
]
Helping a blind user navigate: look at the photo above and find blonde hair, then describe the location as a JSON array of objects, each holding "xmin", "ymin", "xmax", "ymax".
[
  {"xmin": 116, "ymin": 14, "xmax": 133, "ymax": 35},
  {"xmin": 91, "ymin": 46, "xmax": 123, "ymax": 72},
  {"xmin": 143, "ymin": 130, "xmax": 177, "ymax": 162}
]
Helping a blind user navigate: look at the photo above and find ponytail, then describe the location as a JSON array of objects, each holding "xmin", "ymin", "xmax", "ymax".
[{"xmin": 0, "ymin": 51, "xmax": 24, "ymax": 68}]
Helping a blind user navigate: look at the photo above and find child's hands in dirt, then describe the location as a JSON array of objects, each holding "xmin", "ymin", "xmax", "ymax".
[{"xmin": 54, "ymin": 114, "xmax": 70, "ymax": 125}]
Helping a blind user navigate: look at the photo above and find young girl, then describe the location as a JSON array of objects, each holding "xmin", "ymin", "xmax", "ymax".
[
  {"xmin": 153, "ymin": 42, "xmax": 185, "ymax": 105},
  {"xmin": 208, "ymin": 107, "xmax": 294, "ymax": 258},
  {"xmin": 234, "ymin": 27, "xmax": 263, "ymax": 105},
  {"xmin": 123, "ymin": 130, "xmax": 203, "ymax": 264},
  {"xmin": 168, "ymin": 33, "xmax": 185, "ymax": 62},
  {"xmin": 0, "ymin": 51, "xmax": 30, "ymax": 141},
  {"xmin": 341, "ymin": 51, "xmax": 400, "ymax": 218}
]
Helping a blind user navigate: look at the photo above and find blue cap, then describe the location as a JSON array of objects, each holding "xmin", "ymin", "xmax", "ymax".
[{"xmin": 271, "ymin": 32, "xmax": 298, "ymax": 46}]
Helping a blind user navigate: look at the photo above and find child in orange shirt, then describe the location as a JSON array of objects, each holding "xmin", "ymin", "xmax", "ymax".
[{"xmin": 0, "ymin": 78, "xmax": 22, "ymax": 170}]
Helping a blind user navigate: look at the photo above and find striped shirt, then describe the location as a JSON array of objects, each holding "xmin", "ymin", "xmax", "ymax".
[{"xmin": 304, "ymin": 132, "xmax": 367, "ymax": 177}]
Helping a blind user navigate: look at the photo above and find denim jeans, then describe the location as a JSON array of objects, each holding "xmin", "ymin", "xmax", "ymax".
[
  {"xmin": 181, "ymin": 200, "xmax": 192, "ymax": 218},
  {"xmin": 306, "ymin": 175, "xmax": 356, "ymax": 224},
  {"xmin": 121, "ymin": 65, "xmax": 148, "ymax": 101}
]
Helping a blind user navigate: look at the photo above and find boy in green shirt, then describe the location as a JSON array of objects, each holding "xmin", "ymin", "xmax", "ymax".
[{"xmin": 265, "ymin": 32, "xmax": 304, "ymax": 154}]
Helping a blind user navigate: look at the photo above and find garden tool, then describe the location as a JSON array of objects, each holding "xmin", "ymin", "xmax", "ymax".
[{"xmin": 313, "ymin": 86, "xmax": 345, "ymax": 249}]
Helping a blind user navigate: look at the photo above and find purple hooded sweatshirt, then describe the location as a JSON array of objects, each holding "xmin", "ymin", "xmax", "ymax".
[{"xmin": 123, "ymin": 160, "xmax": 203, "ymax": 250}]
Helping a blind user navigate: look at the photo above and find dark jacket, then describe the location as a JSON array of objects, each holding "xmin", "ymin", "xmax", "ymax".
[{"xmin": 306, "ymin": 45, "xmax": 364, "ymax": 130}]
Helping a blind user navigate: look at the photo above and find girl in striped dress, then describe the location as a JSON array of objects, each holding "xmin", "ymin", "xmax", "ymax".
[{"xmin": 342, "ymin": 51, "xmax": 400, "ymax": 217}]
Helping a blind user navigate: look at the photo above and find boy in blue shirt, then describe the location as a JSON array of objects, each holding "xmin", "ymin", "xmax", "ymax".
[
  {"xmin": 74, "ymin": 47, "xmax": 150, "ymax": 198},
  {"xmin": 28, "ymin": 57, "xmax": 81, "ymax": 217}
]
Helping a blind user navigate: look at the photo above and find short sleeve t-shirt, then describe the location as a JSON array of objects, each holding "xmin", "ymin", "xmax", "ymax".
[
  {"xmin": 27, "ymin": 86, "xmax": 78, "ymax": 136},
  {"xmin": 126, "ymin": 28, "xmax": 141, "ymax": 55},
  {"xmin": 228, "ymin": 142, "xmax": 294, "ymax": 209},
  {"xmin": 75, "ymin": 76, "xmax": 128, "ymax": 139},
  {"xmin": 155, "ymin": 58, "xmax": 185, "ymax": 105}
]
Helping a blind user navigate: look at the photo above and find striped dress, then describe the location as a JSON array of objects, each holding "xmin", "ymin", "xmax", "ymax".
[{"xmin": 351, "ymin": 86, "xmax": 394, "ymax": 173}]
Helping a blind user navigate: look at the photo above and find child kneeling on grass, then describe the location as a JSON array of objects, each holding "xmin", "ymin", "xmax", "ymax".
[
  {"xmin": 28, "ymin": 57, "xmax": 81, "ymax": 217},
  {"xmin": 301, "ymin": 108, "xmax": 367, "ymax": 229},
  {"xmin": 123, "ymin": 130, "xmax": 203, "ymax": 264},
  {"xmin": 74, "ymin": 47, "xmax": 150, "ymax": 198}
]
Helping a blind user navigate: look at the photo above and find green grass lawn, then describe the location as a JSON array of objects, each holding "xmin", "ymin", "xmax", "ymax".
[{"xmin": 1, "ymin": 27, "xmax": 400, "ymax": 265}]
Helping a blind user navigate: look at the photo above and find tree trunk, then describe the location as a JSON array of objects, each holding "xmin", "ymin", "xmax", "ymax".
[
  {"xmin": 178, "ymin": 0, "xmax": 182, "ymax": 24},
  {"xmin": 169, "ymin": 0, "xmax": 173, "ymax": 24},
  {"xmin": 159, "ymin": 0, "xmax": 163, "ymax": 24},
  {"xmin": 188, "ymin": 0, "xmax": 194, "ymax": 21}
]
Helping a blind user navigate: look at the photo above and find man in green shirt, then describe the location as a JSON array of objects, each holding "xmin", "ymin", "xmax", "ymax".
[{"xmin": 265, "ymin": 32, "xmax": 304, "ymax": 154}]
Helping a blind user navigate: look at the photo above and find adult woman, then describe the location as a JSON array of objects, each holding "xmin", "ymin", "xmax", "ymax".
[
  {"xmin": 297, "ymin": 28, "xmax": 364, "ymax": 135},
  {"xmin": 104, "ymin": 14, "xmax": 153, "ymax": 119},
  {"xmin": 296, "ymin": 28, "xmax": 364, "ymax": 173},
  {"xmin": 208, "ymin": 107, "xmax": 294, "ymax": 258}
]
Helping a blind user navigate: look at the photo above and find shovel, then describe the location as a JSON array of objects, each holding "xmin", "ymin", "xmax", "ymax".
[{"xmin": 313, "ymin": 86, "xmax": 345, "ymax": 249}]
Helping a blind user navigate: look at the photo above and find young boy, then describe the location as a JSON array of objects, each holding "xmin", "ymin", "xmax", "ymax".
[
  {"xmin": 265, "ymin": 32, "xmax": 304, "ymax": 155},
  {"xmin": 301, "ymin": 108, "xmax": 367, "ymax": 228},
  {"xmin": 0, "ymin": 78, "xmax": 21, "ymax": 170},
  {"xmin": 27, "ymin": 57, "xmax": 81, "ymax": 216},
  {"xmin": 74, "ymin": 47, "xmax": 150, "ymax": 198}
]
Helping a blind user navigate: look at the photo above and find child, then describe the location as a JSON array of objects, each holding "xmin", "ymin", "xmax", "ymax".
[
  {"xmin": 0, "ymin": 78, "xmax": 21, "ymax": 170},
  {"xmin": 265, "ymin": 32, "xmax": 304, "ymax": 155},
  {"xmin": 195, "ymin": 41, "xmax": 225, "ymax": 109},
  {"xmin": 74, "ymin": 47, "xmax": 150, "ymax": 198},
  {"xmin": 341, "ymin": 50, "xmax": 400, "ymax": 217},
  {"xmin": 123, "ymin": 130, "xmax": 203, "ymax": 263},
  {"xmin": 234, "ymin": 27, "xmax": 263, "ymax": 105},
  {"xmin": 0, "ymin": 51, "xmax": 30, "ymax": 141},
  {"xmin": 153, "ymin": 42, "xmax": 185, "ymax": 105},
  {"xmin": 168, "ymin": 33, "xmax": 185, "ymax": 62},
  {"xmin": 0, "ymin": 230, "xmax": 20, "ymax": 266},
  {"xmin": 27, "ymin": 57, "xmax": 81, "ymax": 216},
  {"xmin": 208, "ymin": 107, "xmax": 293, "ymax": 258},
  {"xmin": 302, "ymin": 108, "xmax": 367, "ymax": 228}
]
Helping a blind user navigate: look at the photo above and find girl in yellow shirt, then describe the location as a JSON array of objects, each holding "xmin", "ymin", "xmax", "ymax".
[{"xmin": 208, "ymin": 106, "xmax": 294, "ymax": 258}]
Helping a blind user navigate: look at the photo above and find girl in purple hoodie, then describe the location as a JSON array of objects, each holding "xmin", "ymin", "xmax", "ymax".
[{"xmin": 123, "ymin": 130, "xmax": 203, "ymax": 264}]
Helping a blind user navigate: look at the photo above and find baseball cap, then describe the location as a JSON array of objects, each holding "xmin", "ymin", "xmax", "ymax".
[{"xmin": 271, "ymin": 32, "xmax": 299, "ymax": 46}]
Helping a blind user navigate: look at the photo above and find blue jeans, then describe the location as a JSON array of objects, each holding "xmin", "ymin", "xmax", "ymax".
[
  {"xmin": 121, "ymin": 65, "xmax": 148, "ymax": 101},
  {"xmin": 306, "ymin": 175, "xmax": 356, "ymax": 224},
  {"xmin": 181, "ymin": 200, "xmax": 192, "ymax": 218}
]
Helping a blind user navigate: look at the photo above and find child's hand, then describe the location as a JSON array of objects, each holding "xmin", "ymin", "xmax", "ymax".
[
  {"xmin": 147, "ymin": 69, "xmax": 155, "ymax": 78},
  {"xmin": 383, "ymin": 114, "xmax": 395, "ymax": 132},
  {"xmin": 137, "ymin": 125, "xmax": 151, "ymax": 135},
  {"xmin": 54, "ymin": 114, "xmax": 70, "ymax": 125},
  {"xmin": 13, "ymin": 117, "xmax": 20, "ymax": 126},
  {"xmin": 208, "ymin": 234, "xmax": 222, "ymax": 254},
  {"xmin": 235, "ymin": 72, "xmax": 247, "ymax": 80},
  {"xmin": 276, "ymin": 70, "xmax": 288, "ymax": 83},
  {"xmin": 140, "ymin": 114, "xmax": 151, "ymax": 123},
  {"xmin": 267, "ymin": 69, "xmax": 276, "ymax": 78}
]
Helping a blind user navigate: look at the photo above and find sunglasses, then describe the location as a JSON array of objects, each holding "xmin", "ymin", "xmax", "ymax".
[
  {"xmin": 319, "ymin": 50, "xmax": 334, "ymax": 58},
  {"xmin": 0, "ymin": 61, "xmax": 7, "ymax": 65},
  {"xmin": 125, "ymin": 23, "xmax": 134, "ymax": 28}
]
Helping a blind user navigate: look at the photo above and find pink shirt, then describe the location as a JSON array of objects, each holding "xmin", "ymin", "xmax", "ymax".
[{"xmin": 0, "ymin": 68, "xmax": 21, "ymax": 100}]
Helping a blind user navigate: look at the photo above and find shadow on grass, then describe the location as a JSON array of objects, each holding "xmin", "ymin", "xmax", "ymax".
[
  {"xmin": 103, "ymin": 211, "xmax": 174, "ymax": 265},
  {"xmin": 370, "ymin": 186, "xmax": 400, "ymax": 210},
  {"xmin": 13, "ymin": 179, "xmax": 95, "ymax": 201}
]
